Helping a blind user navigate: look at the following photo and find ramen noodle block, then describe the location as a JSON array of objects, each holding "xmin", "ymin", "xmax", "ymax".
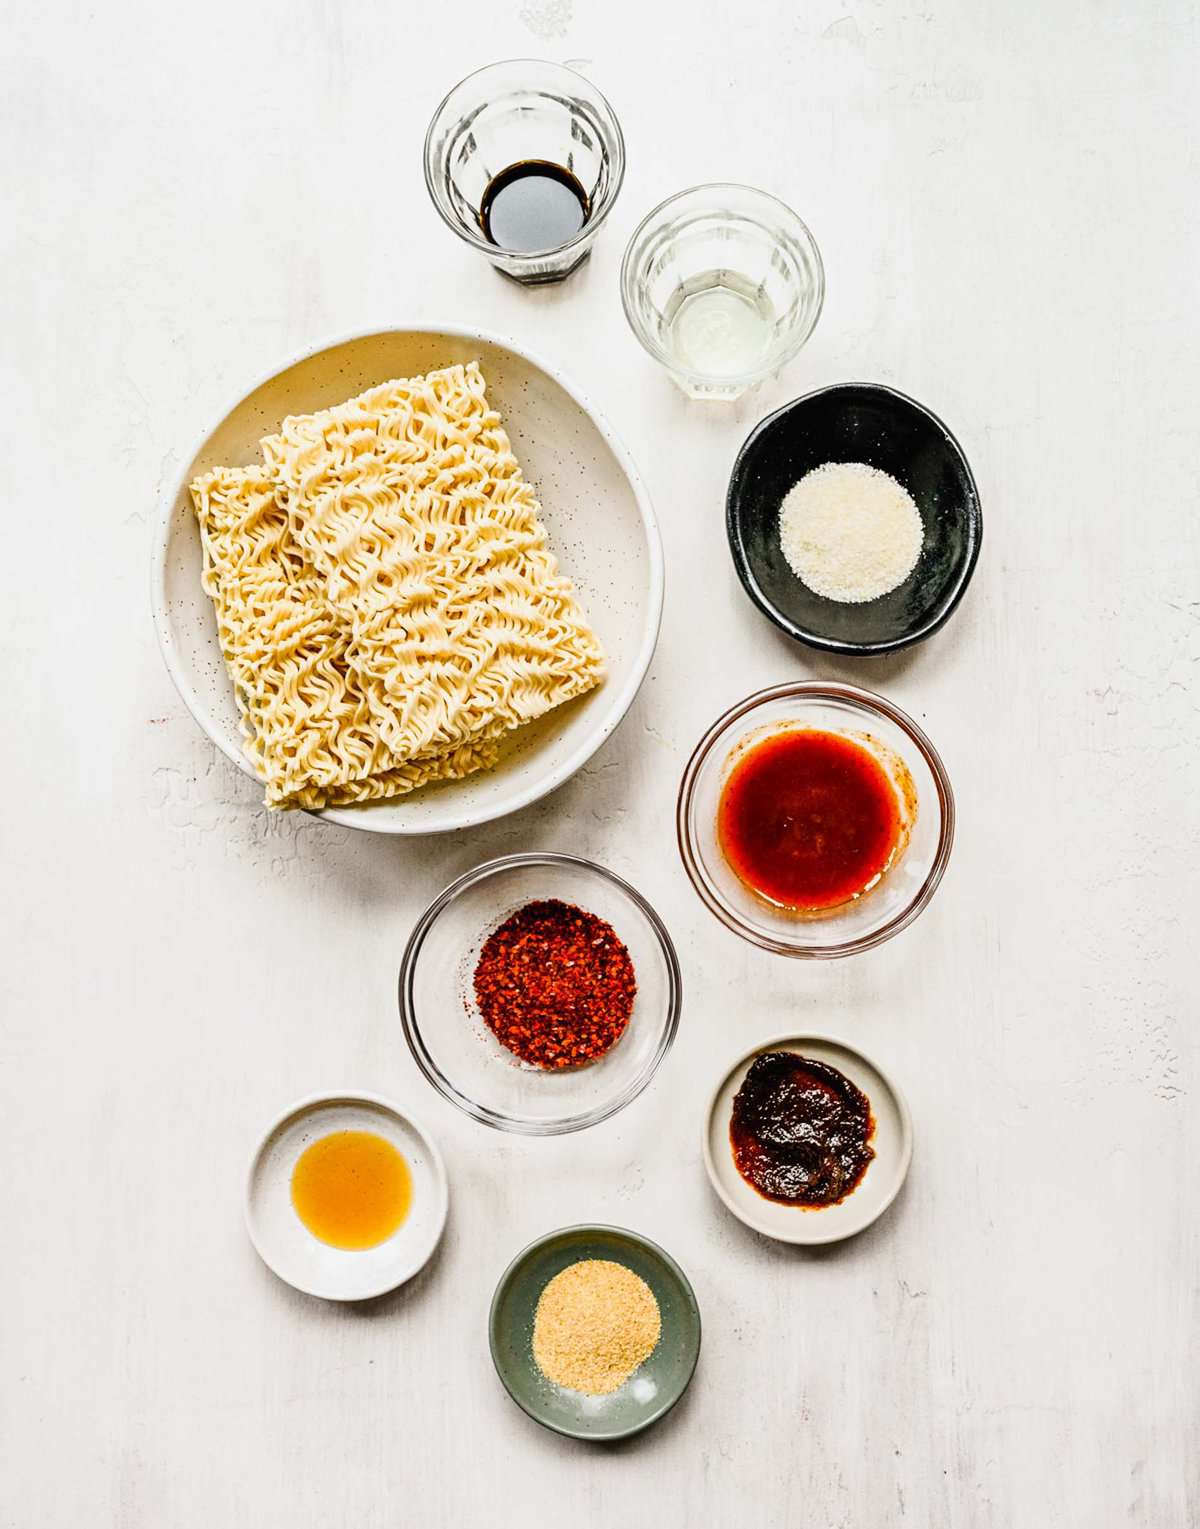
[{"xmin": 191, "ymin": 363, "xmax": 604, "ymax": 809}]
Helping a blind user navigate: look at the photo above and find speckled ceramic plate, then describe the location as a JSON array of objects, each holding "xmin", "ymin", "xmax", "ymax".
[
  {"xmin": 489, "ymin": 1225, "xmax": 701, "ymax": 1441},
  {"xmin": 726, "ymin": 382, "xmax": 981, "ymax": 654},
  {"xmin": 152, "ymin": 325, "xmax": 663, "ymax": 834},
  {"xmin": 245, "ymin": 1091, "xmax": 448, "ymax": 1300},
  {"xmin": 703, "ymin": 1034, "xmax": 913, "ymax": 1244}
]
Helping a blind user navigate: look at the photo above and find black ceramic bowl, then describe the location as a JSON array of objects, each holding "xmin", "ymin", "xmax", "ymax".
[{"xmin": 726, "ymin": 383, "xmax": 982, "ymax": 655}]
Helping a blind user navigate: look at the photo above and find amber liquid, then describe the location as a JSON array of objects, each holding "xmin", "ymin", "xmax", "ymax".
[
  {"xmin": 479, "ymin": 160, "xmax": 590, "ymax": 253},
  {"xmin": 290, "ymin": 1130, "xmax": 412, "ymax": 1251}
]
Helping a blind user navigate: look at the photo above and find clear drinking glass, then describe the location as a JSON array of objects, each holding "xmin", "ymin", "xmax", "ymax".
[
  {"xmin": 423, "ymin": 59, "xmax": 626, "ymax": 285},
  {"xmin": 620, "ymin": 184, "xmax": 825, "ymax": 400}
]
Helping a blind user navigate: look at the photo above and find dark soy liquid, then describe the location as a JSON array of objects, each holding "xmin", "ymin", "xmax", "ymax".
[{"xmin": 479, "ymin": 160, "xmax": 590, "ymax": 253}]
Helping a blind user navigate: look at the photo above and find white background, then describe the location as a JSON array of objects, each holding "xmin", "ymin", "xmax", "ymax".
[{"xmin": 3, "ymin": 2, "xmax": 1196, "ymax": 1524}]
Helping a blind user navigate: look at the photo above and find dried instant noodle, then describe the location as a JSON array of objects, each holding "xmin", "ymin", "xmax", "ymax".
[{"xmin": 191, "ymin": 363, "xmax": 605, "ymax": 808}]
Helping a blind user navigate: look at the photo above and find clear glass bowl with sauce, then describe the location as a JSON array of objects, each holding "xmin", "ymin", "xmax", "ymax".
[
  {"xmin": 399, "ymin": 854, "xmax": 681, "ymax": 1134},
  {"xmin": 677, "ymin": 682, "xmax": 954, "ymax": 957}
]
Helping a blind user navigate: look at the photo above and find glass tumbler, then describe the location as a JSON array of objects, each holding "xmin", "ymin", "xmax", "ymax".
[
  {"xmin": 620, "ymin": 184, "xmax": 825, "ymax": 400},
  {"xmin": 423, "ymin": 59, "xmax": 625, "ymax": 285}
]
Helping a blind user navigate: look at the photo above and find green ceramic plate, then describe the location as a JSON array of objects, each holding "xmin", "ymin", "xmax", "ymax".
[{"xmin": 488, "ymin": 1224, "xmax": 701, "ymax": 1441}]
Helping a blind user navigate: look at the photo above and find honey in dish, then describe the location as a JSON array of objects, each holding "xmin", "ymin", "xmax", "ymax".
[{"xmin": 290, "ymin": 1130, "xmax": 412, "ymax": 1250}]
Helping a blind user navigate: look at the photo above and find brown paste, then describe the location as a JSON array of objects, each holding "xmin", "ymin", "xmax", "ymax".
[{"xmin": 730, "ymin": 1051, "xmax": 875, "ymax": 1207}]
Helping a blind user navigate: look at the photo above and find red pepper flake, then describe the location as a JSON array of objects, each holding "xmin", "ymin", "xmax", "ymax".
[{"xmin": 473, "ymin": 899, "xmax": 637, "ymax": 1070}]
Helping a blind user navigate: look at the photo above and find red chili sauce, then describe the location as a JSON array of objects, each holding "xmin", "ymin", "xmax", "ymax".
[
  {"xmin": 717, "ymin": 728, "xmax": 901, "ymax": 911},
  {"xmin": 730, "ymin": 1051, "xmax": 875, "ymax": 1207}
]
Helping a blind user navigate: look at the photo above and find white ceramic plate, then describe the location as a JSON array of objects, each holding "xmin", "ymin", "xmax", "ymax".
[
  {"xmin": 245, "ymin": 1091, "xmax": 448, "ymax": 1300},
  {"xmin": 702, "ymin": 1034, "xmax": 912, "ymax": 1244},
  {"xmin": 152, "ymin": 325, "xmax": 663, "ymax": 834}
]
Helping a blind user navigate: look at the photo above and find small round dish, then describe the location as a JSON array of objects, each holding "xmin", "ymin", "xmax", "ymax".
[
  {"xmin": 703, "ymin": 1035, "xmax": 913, "ymax": 1245},
  {"xmin": 489, "ymin": 1224, "xmax": 701, "ymax": 1441},
  {"xmin": 727, "ymin": 382, "xmax": 982, "ymax": 654},
  {"xmin": 245, "ymin": 1092, "xmax": 448, "ymax": 1301},
  {"xmin": 677, "ymin": 681, "xmax": 953, "ymax": 958},
  {"xmin": 400, "ymin": 854, "xmax": 681, "ymax": 1135}
]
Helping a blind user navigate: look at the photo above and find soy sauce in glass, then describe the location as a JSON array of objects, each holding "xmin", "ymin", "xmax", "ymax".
[{"xmin": 479, "ymin": 160, "xmax": 591, "ymax": 254}]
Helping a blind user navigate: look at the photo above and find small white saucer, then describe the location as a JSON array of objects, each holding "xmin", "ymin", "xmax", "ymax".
[
  {"xmin": 702, "ymin": 1034, "xmax": 912, "ymax": 1245},
  {"xmin": 245, "ymin": 1091, "xmax": 448, "ymax": 1300}
]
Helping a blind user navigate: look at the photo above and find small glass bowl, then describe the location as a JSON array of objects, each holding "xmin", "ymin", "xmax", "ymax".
[
  {"xmin": 620, "ymin": 184, "xmax": 824, "ymax": 400},
  {"xmin": 399, "ymin": 854, "xmax": 681, "ymax": 1134},
  {"xmin": 423, "ymin": 59, "xmax": 625, "ymax": 285},
  {"xmin": 677, "ymin": 683, "xmax": 954, "ymax": 958}
]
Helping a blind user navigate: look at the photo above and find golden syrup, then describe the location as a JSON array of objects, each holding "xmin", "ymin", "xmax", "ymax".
[{"xmin": 290, "ymin": 1130, "xmax": 412, "ymax": 1250}]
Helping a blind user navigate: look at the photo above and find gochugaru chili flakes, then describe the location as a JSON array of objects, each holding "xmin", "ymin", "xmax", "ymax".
[{"xmin": 473, "ymin": 899, "xmax": 637, "ymax": 1069}]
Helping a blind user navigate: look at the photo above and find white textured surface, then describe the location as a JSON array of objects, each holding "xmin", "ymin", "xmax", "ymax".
[{"xmin": 2, "ymin": 2, "xmax": 1195, "ymax": 1525}]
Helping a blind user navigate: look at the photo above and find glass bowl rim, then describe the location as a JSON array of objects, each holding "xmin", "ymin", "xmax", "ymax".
[
  {"xmin": 619, "ymin": 181, "xmax": 826, "ymax": 387},
  {"xmin": 422, "ymin": 58, "xmax": 627, "ymax": 262},
  {"xmin": 676, "ymin": 681, "xmax": 955, "ymax": 958},
  {"xmin": 398, "ymin": 852, "xmax": 682, "ymax": 1134}
]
